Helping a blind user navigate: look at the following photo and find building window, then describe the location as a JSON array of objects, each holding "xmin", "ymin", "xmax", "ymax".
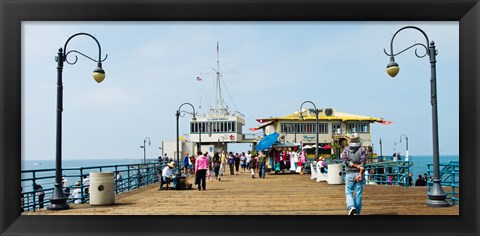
[
  {"xmin": 232, "ymin": 122, "xmax": 236, "ymax": 132},
  {"xmin": 317, "ymin": 123, "xmax": 328, "ymax": 134},
  {"xmin": 347, "ymin": 123, "xmax": 369, "ymax": 133},
  {"xmin": 282, "ymin": 123, "xmax": 331, "ymax": 134},
  {"xmin": 281, "ymin": 123, "xmax": 293, "ymax": 133},
  {"xmin": 305, "ymin": 124, "xmax": 314, "ymax": 133}
]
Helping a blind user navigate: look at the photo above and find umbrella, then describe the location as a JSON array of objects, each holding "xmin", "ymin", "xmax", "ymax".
[
  {"xmin": 256, "ymin": 132, "xmax": 280, "ymax": 151},
  {"xmin": 302, "ymin": 145, "xmax": 313, "ymax": 149},
  {"xmin": 322, "ymin": 145, "xmax": 331, "ymax": 149}
]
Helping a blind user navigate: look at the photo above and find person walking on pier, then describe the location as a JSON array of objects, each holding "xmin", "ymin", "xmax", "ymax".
[
  {"xmin": 228, "ymin": 152, "xmax": 235, "ymax": 175},
  {"xmin": 207, "ymin": 164, "xmax": 213, "ymax": 182},
  {"xmin": 234, "ymin": 153, "xmax": 241, "ymax": 175},
  {"xmin": 240, "ymin": 152, "xmax": 247, "ymax": 173},
  {"xmin": 341, "ymin": 133, "xmax": 366, "ymax": 215},
  {"xmin": 246, "ymin": 151, "xmax": 252, "ymax": 171},
  {"xmin": 249, "ymin": 154, "xmax": 258, "ymax": 178},
  {"xmin": 195, "ymin": 151, "xmax": 209, "ymax": 191},
  {"xmin": 257, "ymin": 151, "xmax": 268, "ymax": 178},
  {"xmin": 220, "ymin": 150, "xmax": 227, "ymax": 176},
  {"xmin": 212, "ymin": 152, "xmax": 221, "ymax": 181},
  {"xmin": 183, "ymin": 152, "xmax": 190, "ymax": 175}
]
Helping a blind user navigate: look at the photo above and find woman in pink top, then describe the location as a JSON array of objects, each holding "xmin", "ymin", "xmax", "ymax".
[{"xmin": 195, "ymin": 151, "xmax": 209, "ymax": 191}]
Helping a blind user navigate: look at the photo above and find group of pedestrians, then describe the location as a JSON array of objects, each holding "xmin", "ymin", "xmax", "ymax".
[
  {"xmin": 159, "ymin": 149, "xmax": 273, "ymax": 191},
  {"xmin": 211, "ymin": 150, "xmax": 270, "ymax": 179},
  {"xmin": 414, "ymin": 173, "xmax": 430, "ymax": 186},
  {"xmin": 156, "ymin": 139, "xmax": 367, "ymax": 217}
]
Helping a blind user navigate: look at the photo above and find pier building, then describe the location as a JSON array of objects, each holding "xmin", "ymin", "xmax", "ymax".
[{"xmin": 253, "ymin": 108, "xmax": 384, "ymax": 158}]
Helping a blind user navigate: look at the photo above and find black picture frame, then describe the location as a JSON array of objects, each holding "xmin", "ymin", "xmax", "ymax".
[{"xmin": 1, "ymin": 0, "xmax": 478, "ymax": 235}]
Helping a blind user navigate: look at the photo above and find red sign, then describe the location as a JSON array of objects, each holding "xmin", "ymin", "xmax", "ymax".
[{"xmin": 379, "ymin": 120, "xmax": 393, "ymax": 125}]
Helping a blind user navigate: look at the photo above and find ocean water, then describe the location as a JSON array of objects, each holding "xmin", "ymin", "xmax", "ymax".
[
  {"xmin": 21, "ymin": 158, "xmax": 159, "ymax": 192},
  {"xmin": 21, "ymin": 158, "xmax": 147, "ymax": 170},
  {"xmin": 405, "ymin": 155, "xmax": 459, "ymax": 179}
]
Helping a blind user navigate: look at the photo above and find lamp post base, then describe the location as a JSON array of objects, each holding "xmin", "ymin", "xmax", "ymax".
[
  {"xmin": 47, "ymin": 202, "xmax": 70, "ymax": 211},
  {"xmin": 426, "ymin": 179, "xmax": 450, "ymax": 207},
  {"xmin": 47, "ymin": 184, "xmax": 70, "ymax": 210}
]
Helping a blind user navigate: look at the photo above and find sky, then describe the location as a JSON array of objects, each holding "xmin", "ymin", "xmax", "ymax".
[{"xmin": 21, "ymin": 21, "xmax": 459, "ymax": 160}]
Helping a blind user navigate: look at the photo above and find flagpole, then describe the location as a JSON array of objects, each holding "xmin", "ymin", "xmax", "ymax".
[{"xmin": 379, "ymin": 138, "xmax": 383, "ymax": 162}]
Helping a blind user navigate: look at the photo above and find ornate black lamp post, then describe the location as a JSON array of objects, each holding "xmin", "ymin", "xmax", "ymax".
[
  {"xmin": 176, "ymin": 103, "xmax": 196, "ymax": 174},
  {"xmin": 298, "ymin": 101, "xmax": 319, "ymax": 160},
  {"xmin": 379, "ymin": 138, "xmax": 383, "ymax": 162},
  {"xmin": 384, "ymin": 26, "xmax": 449, "ymax": 207},
  {"xmin": 198, "ymin": 121, "xmax": 202, "ymax": 153},
  {"xmin": 140, "ymin": 137, "xmax": 151, "ymax": 163},
  {"xmin": 48, "ymin": 33, "xmax": 107, "ymax": 210}
]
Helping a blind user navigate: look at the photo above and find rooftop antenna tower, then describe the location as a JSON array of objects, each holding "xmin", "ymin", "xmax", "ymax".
[{"xmin": 211, "ymin": 41, "xmax": 228, "ymax": 115}]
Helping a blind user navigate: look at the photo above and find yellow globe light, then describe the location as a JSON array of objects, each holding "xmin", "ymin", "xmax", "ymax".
[
  {"xmin": 386, "ymin": 64, "xmax": 399, "ymax": 77},
  {"xmin": 386, "ymin": 58, "xmax": 399, "ymax": 77},
  {"xmin": 93, "ymin": 63, "xmax": 105, "ymax": 83}
]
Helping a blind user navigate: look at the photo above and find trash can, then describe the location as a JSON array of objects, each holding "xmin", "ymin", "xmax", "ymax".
[
  {"xmin": 89, "ymin": 172, "xmax": 115, "ymax": 205},
  {"xmin": 316, "ymin": 164, "xmax": 328, "ymax": 182},
  {"xmin": 327, "ymin": 164, "xmax": 344, "ymax": 185}
]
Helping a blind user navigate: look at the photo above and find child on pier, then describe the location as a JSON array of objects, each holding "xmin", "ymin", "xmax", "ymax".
[{"xmin": 207, "ymin": 164, "xmax": 213, "ymax": 182}]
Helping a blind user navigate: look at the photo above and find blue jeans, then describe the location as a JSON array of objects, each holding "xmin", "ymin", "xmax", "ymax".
[
  {"xmin": 258, "ymin": 163, "xmax": 266, "ymax": 178},
  {"xmin": 345, "ymin": 172, "xmax": 364, "ymax": 215},
  {"xmin": 163, "ymin": 176, "xmax": 177, "ymax": 189}
]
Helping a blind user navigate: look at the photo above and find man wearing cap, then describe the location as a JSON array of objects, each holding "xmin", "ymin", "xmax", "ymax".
[
  {"xmin": 341, "ymin": 133, "xmax": 366, "ymax": 215},
  {"xmin": 162, "ymin": 161, "xmax": 177, "ymax": 189}
]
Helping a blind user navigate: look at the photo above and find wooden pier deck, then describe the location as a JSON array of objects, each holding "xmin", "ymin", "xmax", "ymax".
[{"xmin": 26, "ymin": 171, "xmax": 459, "ymax": 215}]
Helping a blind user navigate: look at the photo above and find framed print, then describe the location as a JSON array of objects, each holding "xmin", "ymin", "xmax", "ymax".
[{"xmin": 1, "ymin": 0, "xmax": 479, "ymax": 236}]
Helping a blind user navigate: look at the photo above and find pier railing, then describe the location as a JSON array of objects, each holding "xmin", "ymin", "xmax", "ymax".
[
  {"xmin": 309, "ymin": 159, "xmax": 460, "ymax": 203},
  {"xmin": 364, "ymin": 161, "xmax": 413, "ymax": 187},
  {"xmin": 306, "ymin": 159, "xmax": 413, "ymax": 187},
  {"xmin": 427, "ymin": 161, "xmax": 459, "ymax": 206},
  {"xmin": 21, "ymin": 160, "xmax": 176, "ymax": 212}
]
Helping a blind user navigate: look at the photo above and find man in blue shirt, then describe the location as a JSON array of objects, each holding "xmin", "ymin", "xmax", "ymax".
[{"xmin": 183, "ymin": 152, "xmax": 190, "ymax": 175}]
